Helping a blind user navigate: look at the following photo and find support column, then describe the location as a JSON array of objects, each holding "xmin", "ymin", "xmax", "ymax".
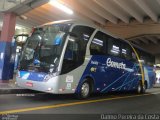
[{"xmin": 0, "ymin": 13, "xmax": 16, "ymax": 83}]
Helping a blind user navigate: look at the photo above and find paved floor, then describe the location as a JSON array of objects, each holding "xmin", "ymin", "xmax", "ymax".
[
  {"xmin": 0, "ymin": 75, "xmax": 21, "ymax": 90},
  {"xmin": 0, "ymin": 86, "xmax": 160, "ymax": 120}
]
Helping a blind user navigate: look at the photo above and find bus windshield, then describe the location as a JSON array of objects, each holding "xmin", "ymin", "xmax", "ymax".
[{"xmin": 19, "ymin": 24, "xmax": 71, "ymax": 73}]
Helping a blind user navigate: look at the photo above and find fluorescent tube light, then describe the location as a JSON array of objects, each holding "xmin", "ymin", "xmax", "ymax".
[{"xmin": 49, "ymin": 0, "xmax": 73, "ymax": 15}]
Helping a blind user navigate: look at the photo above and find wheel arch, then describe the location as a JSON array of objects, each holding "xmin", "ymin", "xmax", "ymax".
[
  {"xmin": 85, "ymin": 76, "xmax": 95, "ymax": 93},
  {"xmin": 144, "ymin": 80, "xmax": 148, "ymax": 89},
  {"xmin": 75, "ymin": 75, "xmax": 95, "ymax": 93}
]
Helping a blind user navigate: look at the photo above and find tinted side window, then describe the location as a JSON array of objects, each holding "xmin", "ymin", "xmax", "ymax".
[
  {"xmin": 61, "ymin": 25, "xmax": 94, "ymax": 74},
  {"xmin": 71, "ymin": 25, "xmax": 95, "ymax": 63},
  {"xmin": 61, "ymin": 40, "xmax": 79, "ymax": 74},
  {"xmin": 72, "ymin": 25, "xmax": 94, "ymax": 42},
  {"xmin": 90, "ymin": 31, "xmax": 106, "ymax": 55},
  {"xmin": 120, "ymin": 41, "xmax": 132, "ymax": 60},
  {"xmin": 108, "ymin": 37, "xmax": 121, "ymax": 57},
  {"xmin": 131, "ymin": 47, "xmax": 137, "ymax": 62}
]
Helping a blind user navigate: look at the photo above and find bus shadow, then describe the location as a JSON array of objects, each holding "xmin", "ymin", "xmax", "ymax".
[
  {"xmin": 21, "ymin": 91, "xmax": 142, "ymax": 102},
  {"xmin": 153, "ymin": 83, "xmax": 160, "ymax": 88},
  {"xmin": 91, "ymin": 91, "xmax": 141, "ymax": 98}
]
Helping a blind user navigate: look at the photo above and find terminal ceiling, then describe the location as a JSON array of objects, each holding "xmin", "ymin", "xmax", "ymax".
[{"xmin": 1, "ymin": 0, "xmax": 160, "ymax": 54}]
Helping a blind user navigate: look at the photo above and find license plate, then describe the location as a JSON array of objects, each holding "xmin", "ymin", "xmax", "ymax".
[{"xmin": 26, "ymin": 82, "xmax": 33, "ymax": 87}]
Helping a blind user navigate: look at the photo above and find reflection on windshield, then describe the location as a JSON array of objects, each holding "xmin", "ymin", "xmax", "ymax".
[{"xmin": 20, "ymin": 24, "xmax": 71, "ymax": 73}]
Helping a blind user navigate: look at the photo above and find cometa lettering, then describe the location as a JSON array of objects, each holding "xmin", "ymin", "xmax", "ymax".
[{"xmin": 106, "ymin": 58, "xmax": 126, "ymax": 69}]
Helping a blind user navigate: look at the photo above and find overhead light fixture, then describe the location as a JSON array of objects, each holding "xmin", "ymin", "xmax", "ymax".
[
  {"xmin": 19, "ymin": 15, "xmax": 27, "ymax": 20},
  {"xmin": 15, "ymin": 25, "xmax": 23, "ymax": 30},
  {"xmin": 49, "ymin": 0, "xmax": 73, "ymax": 15}
]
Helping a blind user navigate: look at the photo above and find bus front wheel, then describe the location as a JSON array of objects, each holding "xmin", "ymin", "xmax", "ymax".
[{"xmin": 76, "ymin": 80, "xmax": 91, "ymax": 99}]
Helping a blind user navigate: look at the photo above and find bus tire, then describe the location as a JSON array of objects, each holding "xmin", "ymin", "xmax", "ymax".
[
  {"xmin": 141, "ymin": 81, "xmax": 147, "ymax": 94},
  {"xmin": 136, "ymin": 81, "xmax": 146, "ymax": 94},
  {"xmin": 76, "ymin": 80, "xmax": 91, "ymax": 99}
]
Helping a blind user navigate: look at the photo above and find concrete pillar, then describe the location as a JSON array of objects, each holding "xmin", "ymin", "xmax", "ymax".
[{"xmin": 0, "ymin": 13, "xmax": 16, "ymax": 83}]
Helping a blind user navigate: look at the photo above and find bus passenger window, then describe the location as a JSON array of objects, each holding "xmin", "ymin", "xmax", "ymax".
[
  {"xmin": 61, "ymin": 25, "xmax": 95, "ymax": 74},
  {"xmin": 72, "ymin": 25, "xmax": 95, "ymax": 61},
  {"xmin": 108, "ymin": 37, "xmax": 120, "ymax": 57},
  {"xmin": 121, "ymin": 41, "xmax": 132, "ymax": 60},
  {"xmin": 90, "ymin": 31, "xmax": 106, "ymax": 55},
  {"xmin": 131, "ymin": 51, "xmax": 137, "ymax": 62},
  {"xmin": 62, "ymin": 40, "xmax": 79, "ymax": 74}
]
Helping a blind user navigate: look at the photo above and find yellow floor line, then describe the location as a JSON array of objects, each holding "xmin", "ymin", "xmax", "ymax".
[{"xmin": 0, "ymin": 93, "xmax": 151, "ymax": 114}]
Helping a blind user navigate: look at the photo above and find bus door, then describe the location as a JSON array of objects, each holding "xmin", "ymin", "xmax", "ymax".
[{"xmin": 60, "ymin": 25, "xmax": 95, "ymax": 93}]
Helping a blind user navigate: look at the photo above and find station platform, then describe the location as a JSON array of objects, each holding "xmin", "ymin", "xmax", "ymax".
[
  {"xmin": 153, "ymin": 83, "xmax": 160, "ymax": 88},
  {"xmin": 0, "ymin": 78, "xmax": 37, "ymax": 94}
]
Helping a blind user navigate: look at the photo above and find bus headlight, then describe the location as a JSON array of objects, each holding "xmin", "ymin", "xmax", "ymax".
[{"xmin": 47, "ymin": 88, "xmax": 52, "ymax": 91}]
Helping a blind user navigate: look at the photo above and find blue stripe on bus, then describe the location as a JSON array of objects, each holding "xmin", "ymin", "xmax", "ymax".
[
  {"xmin": 75, "ymin": 55, "xmax": 140, "ymax": 93},
  {"xmin": 19, "ymin": 71, "xmax": 47, "ymax": 82},
  {"xmin": 101, "ymin": 71, "xmax": 130, "ymax": 92},
  {"xmin": 114, "ymin": 76, "xmax": 139, "ymax": 91},
  {"xmin": 119, "ymin": 64, "xmax": 139, "ymax": 91}
]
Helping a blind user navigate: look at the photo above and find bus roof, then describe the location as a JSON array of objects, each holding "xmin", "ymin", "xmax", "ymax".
[
  {"xmin": 37, "ymin": 19, "xmax": 96, "ymax": 28},
  {"xmin": 36, "ymin": 19, "xmax": 121, "ymax": 39},
  {"xmin": 35, "ymin": 19, "xmax": 154, "ymax": 55}
]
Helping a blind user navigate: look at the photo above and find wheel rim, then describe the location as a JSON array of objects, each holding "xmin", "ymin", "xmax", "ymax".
[
  {"xmin": 143, "ymin": 83, "xmax": 146, "ymax": 92},
  {"xmin": 81, "ymin": 83, "xmax": 90, "ymax": 98},
  {"xmin": 138, "ymin": 84, "xmax": 141, "ymax": 93}
]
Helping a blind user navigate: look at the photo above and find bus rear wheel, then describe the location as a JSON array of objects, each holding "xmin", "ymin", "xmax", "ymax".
[
  {"xmin": 76, "ymin": 80, "xmax": 91, "ymax": 99},
  {"xmin": 136, "ymin": 81, "xmax": 146, "ymax": 94}
]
